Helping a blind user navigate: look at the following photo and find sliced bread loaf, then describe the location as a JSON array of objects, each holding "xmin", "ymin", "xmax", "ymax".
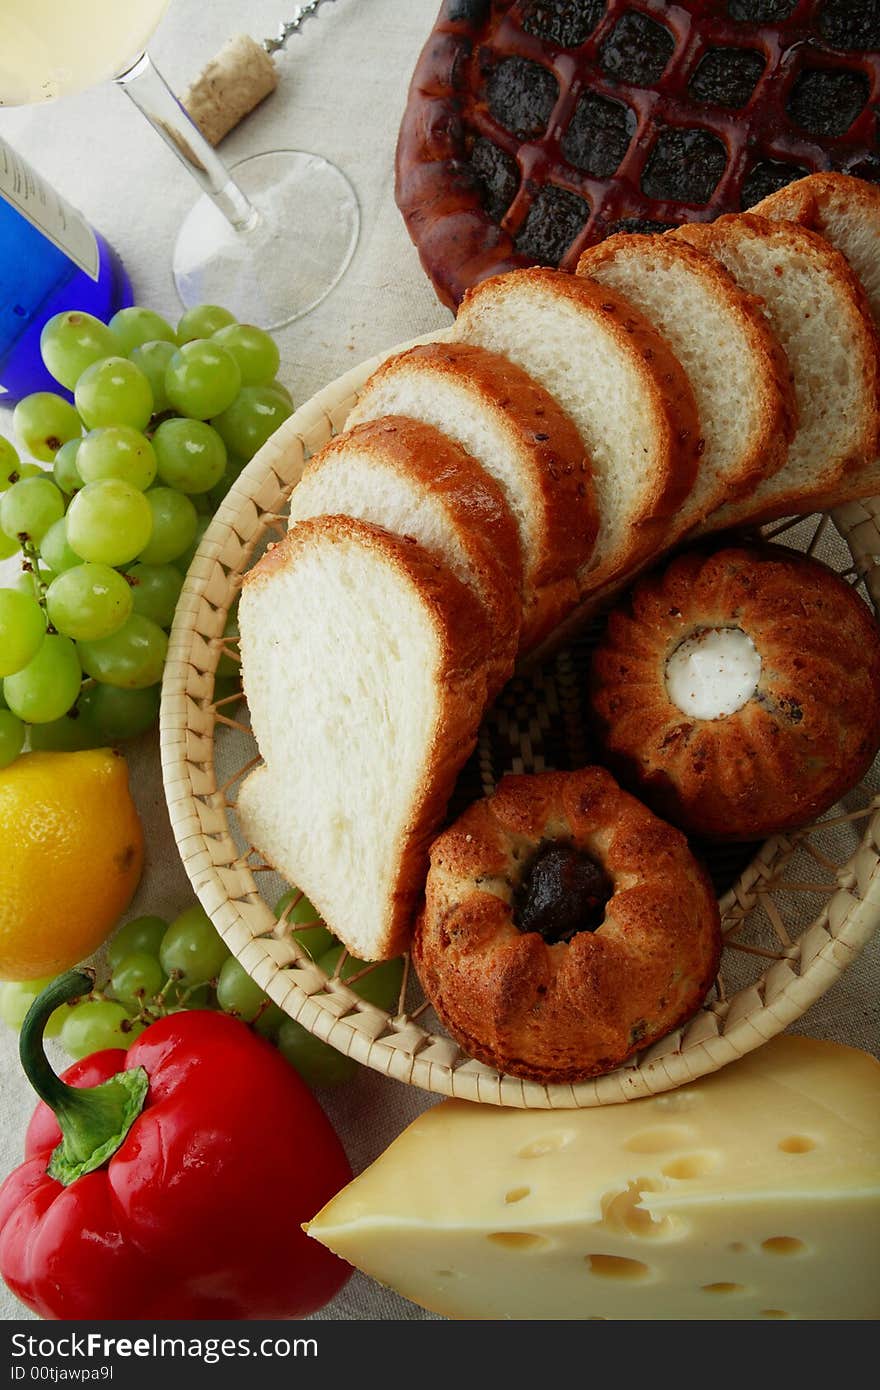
[
  {"xmin": 347, "ymin": 341, "xmax": 598, "ymax": 649},
  {"xmin": 675, "ymin": 214, "xmax": 880, "ymax": 527},
  {"xmin": 576, "ymin": 233, "xmax": 796, "ymax": 524},
  {"xmin": 287, "ymin": 416, "xmax": 522, "ymax": 693},
  {"xmin": 453, "ymin": 267, "xmax": 703, "ymax": 592},
  {"xmin": 753, "ymin": 172, "xmax": 880, "ymax": 329},
  {"xmin": 238, "ymin": 515, "xmax": 493, "ymax": 961}
]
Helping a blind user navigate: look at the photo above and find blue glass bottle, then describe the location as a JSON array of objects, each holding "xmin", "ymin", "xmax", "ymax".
[{"xmin": 0, "ymin": 137, "xmax": 132, "ymax": 404}]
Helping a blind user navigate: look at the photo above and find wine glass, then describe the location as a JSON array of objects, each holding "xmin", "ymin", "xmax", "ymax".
[{"xmin": 0, "ymin": 0, "xmax": 360, "ymax": 330}]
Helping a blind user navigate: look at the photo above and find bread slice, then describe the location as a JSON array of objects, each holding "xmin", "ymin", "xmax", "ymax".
[
  {"xmin": 287, "ymin": 416, "xmax": 522, "ymax": 693},
  {"xmin": 576, "ymin": 233, "xmax": 796, "ymax": 525},
  {"xmin": 753, "ymin": 172, "xmax": 880, "ymax": 329},
  {"xmin": 238, "ymin": 515, "xmax": 493, "ymax": 961},
  {"xmin": 752, "ymin": 172, "xmax": 880, "ymax": 505},
  {"xmin": 347, "ymin": 341, "xmax": 598, "ymax": 649},
  {"xmin": 453, "ymin": 267, "xmax": 703, "ymax": 592},
  {"xmin": 675, "ymin": 214, "xmax": 880, "ymax": 527}
]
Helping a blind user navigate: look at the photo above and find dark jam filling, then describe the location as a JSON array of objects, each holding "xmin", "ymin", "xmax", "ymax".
[
  {"xmin": 519, "ymin": 0, "xmax": 606, "ymax": 48},
  {"xmin": 513, "ymin": 842, "xmax": 613, "ymax": 945},
  {"xmin": 514, "ymin": 184, "xmax": 591, "ymax": 262}
]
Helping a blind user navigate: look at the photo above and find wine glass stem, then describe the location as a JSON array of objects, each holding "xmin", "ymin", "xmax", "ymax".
[{"xmin": 115, "ymin": 52, "xmax": 258, "ymax": 234}]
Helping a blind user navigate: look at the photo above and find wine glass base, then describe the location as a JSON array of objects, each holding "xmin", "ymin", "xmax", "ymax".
[{"xmin": 173, "ymin": 150, "xmax": 360, "ymax": 330}]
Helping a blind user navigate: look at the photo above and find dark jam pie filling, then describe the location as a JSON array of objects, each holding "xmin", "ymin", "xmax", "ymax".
[
  {"xmin": 642, "ymin": 127, "xmax": 728, "ymax": 206},
  {"xmin": 819, "ymin": 0, "xmax": 880, "ymax": 50},
  {"xmin": 787, "ymin": 68, "xmax": 870, "ymax": 138},
  {"xmin": 486, "ymin": 55, "xmax": 559, "ymax": 138},
  {"xmin": 609, "ymin": 216, "xmax": 676, "ymax": 235},
  {"xmin": 469, "ymin": 136, "xmax": 521, "ymax": 220},
  {"xmin": 600, "ymin": 11, "xmax": 675, "ymax": 87},
  {"xmin": 515, "ymin": 184, "xmax": 591, "ymax": 263},
  {"xmin": 689, "ymin": 47, "xmax": 766, "ymax": 108},
  {"xmin": 513, "ymin": 842, "xmax": 613, "ymax": 944},
  {"xmin": 740, "ymin": 158, "xmax": 808, "ymax": 207},
  {"xmin": 562, "ymin": 91, "xmax": 636, "ymax": 177},
  {"xmin": 519, "ymin": 0, "xmax": 606, "ymax": 48},
  {"xmin": 727, "ymin": 0, "xmax": 796, "ymax": 20}
]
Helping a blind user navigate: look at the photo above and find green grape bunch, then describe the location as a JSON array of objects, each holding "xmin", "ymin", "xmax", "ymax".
[
  {"xmin": 0, "ymin": 304, "xmax": 293, "ymax": 771},
  {"xmin": 0, "ymin": 891, "xmax": 403, "ymax": 1092}
]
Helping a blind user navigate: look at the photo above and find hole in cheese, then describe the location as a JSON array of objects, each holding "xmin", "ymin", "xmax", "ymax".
[
  {"xmin": 761, "ymin": 1237, "xmax": 806, "ymax": 1256},
  {"xmin": 661, "ymin": 1152, "xmax": 717, "ymax": 1179},
  {"xmin": 624, "ymin": 1125, "xmax": 697, "ymax": 1153},
  {"xmin": 702, "ymin": 1282, "xmax": 745, "ymax": 1294},
  {"xmin": 518, "ymin": 1132, "xmax": 574, "ymax": 1159},
  {"xmin": 779, "ymin": 1135, "xmax": 816, "ymax": 1153},
  {"xmin": 600, "ymin": 1178, "xmax": 683, "ymax": 1240},
  {"xmin": 585, "ymin": 1254, "xmax": 651, "ymax": 1280},
  {"xmin": 728, "ymin": 1242, "xmax": 747, "ymax": 1253},
  {"xmin": 505, "ymin": 1186, "xmax": 531, "ymax": 1205},
  {"xmin": 487, "ymin": 1232, "xmax": 549, "ymax": 1250}
]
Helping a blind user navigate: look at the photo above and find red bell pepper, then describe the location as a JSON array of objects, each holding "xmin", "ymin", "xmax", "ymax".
[{"xmin": 0, "ymin": 971, "xmax": 353, "ymax": 1319}]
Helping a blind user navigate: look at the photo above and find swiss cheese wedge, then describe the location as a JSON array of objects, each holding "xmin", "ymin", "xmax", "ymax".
[{"xmin": 307, "ymin": 1036, "xmax": 880, "ymax": 1320}]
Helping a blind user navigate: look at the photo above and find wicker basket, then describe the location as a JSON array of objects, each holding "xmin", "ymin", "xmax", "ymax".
[{"xmin": 160, "ymin": 336, "xmax": 880, "ymax": 1108}]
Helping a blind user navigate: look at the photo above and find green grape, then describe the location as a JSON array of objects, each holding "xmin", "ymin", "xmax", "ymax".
[
  {"xmin": 0, "ymin": 709, "xmax": 25, "ymax": 767},
  {"xmin": 165, "ymin": 340, "xmax": 241, "ymax": 420},
  {"xmin": 108, "ymin": 915, "xmax": 168, "ymax": 971},
  {"xmin": 13, "ymin": 569, "xmax": 50, "ymax": 599},
  {"xmin": 40, "ymin": 311, "xmax": 118, "ymax": 391},
  {"xmin": 47, "ymin": 563, "xmax": 133, "ymax": 641},
  {"xmin": 77, "ymin": 613, "xmax": 167, "ymax": 689},
  {"xmin": 276, "ymin": 1017, "xmax": 357, "ymax": 1087},
  {"xmin": 1, "ymin": 476, "xmax": 65, "ymax": 545},
  {"xmin": 52, "ymin": 438, "xmax": 84, "ymax": 496},
  {"xmin": 216, "ymin": 956, "xmax": 269, "ymax": 1022},
  {"xmin": 27, "ymin": 710, "xmax": 99, "ymax": 752},
  {"xmin": 0, "ymin": 534, "xmax": 19, "ymax": 562},
  {"xmin": 211, "ymin": 385, "xmax": 293, "ymax": 461},
  {"xmin": 274, "ymin": 889, "xmax": 334, "ymax": 961},
  {"xmin": 129, "ymin": 340, "xmax": 176, "ymax": 413},
  {"xmin": 152, "ymin": 418, "xmax": 226, "ymax": 493},
  {"xmin": 77, "ymin": 679, "xmax": 160, "ymax": 739},
  {"xmin": 125, "ymin": 563, "xmax": 182, "ymax": 628},
  {"xmin": 3, "ymin": 634, "xmax": 81, "ymax": 723},
  {"xmin": 0, "ymin": 588, "xmax": 46, "ymax": 676},
  {"xmin": 212, "ymin": 324, "xmax": 280, "ymax": 386},
  {"xmin": 66, "ymin": 478, "xmax": 153, "ymax": 566},
  {"xmin": 176, "ymin": 514, "xmax": 210, "ymax": 575},
  {"xmin": 159, "ymin": 905, "xmax": 230, "ymax": 985},
  {"xmin": 0, "ymin": 436, "xmax": 21, "ymax": 490},
  {"xmin": 0, "ymin": 979, "xmax": 66, "ymax": 1037},
  {"xmin": 266, "ymin": 380, "xmax": 294, "ymax": 408},
  {"xmin": 253, "ymin": 1001, "xmax": 286, "ymax": 1039},
  {"xmin": 109, "ymin": 951, "xmax": 165, "ymax": 1008},
  {"xmin": 318, "ymin": 945, "xmax": 405, "ymax": 1013},
  {"xmin": 59, "ymin": 999, "xmax": 139, "ymax": 1059},
  {"xmin": 39, "ymin": 517, "xmax": 81, "ymax": 575},
  {"xmin": 109, "ymin": 306, "xmax": 176, "ymax": 355},
  {"xmin": 74, "ymin": 357, "xmax": 153, "ymax": 432},
  {"xmin": 13, "ymin": 393, "xmax": 81, "ymax": 462},
  {"xmin": 77, "ymin": 426, "xmax": 157, "ymax": 491},
  {"xmin": 2, "ymin": 454, "xmax": 42, "ymax": 491},
  {"xmin": 177, "ymin": 304, "xmax": 236, "ymax": 344},
  {"xmin": 136, "ymin": 487, "xmax": 196, "ymax": 565}
]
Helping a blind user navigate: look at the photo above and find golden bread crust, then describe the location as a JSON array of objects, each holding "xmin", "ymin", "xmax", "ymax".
[
  {"xmin": 351, "ymin": 340, "xmax": 599, "ymax": 649},
  {"xmin": 590, "ymin": 545, "xmax": 880, "ymax": 842},
  {"xmin": 413, "ymin": 766, "xmax": 721, "ymax": 1083},
  {"xmin": 577, "ymin": 233, "xmax": 798, "ymax": 514},
  {"xmin": 455, "ymin": 267, "xmax": 704, "ymax": 591}
]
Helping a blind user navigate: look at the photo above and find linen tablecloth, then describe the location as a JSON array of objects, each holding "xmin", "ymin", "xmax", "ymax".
[{"xmin": 0, "ymin": 0, "xmax": 877, "ymax": 1322}]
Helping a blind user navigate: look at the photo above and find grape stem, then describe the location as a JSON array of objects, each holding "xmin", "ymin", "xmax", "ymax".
[
  {"xmin": 18, "ymin": 972, "xmax": 148, "ymax": 1187},
  {"xmin": 20, "ymin": 542, "xmax": 50, "ymax": 609}
]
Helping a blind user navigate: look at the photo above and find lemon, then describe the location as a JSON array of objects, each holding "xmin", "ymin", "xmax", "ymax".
[{"xmin": 0, "ymin": 749, "xmax": 144, "ymax": 980}]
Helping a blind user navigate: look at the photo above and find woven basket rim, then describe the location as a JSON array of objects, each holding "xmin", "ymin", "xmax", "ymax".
[{"xmin": 159, "ymin": 333, "xmax": 880, "ymax": 1108}]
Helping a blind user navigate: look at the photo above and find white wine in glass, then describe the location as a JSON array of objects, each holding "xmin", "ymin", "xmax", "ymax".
[{"xmin": 0, "ymin": 0, "xmax": 360, "ymax": 329}]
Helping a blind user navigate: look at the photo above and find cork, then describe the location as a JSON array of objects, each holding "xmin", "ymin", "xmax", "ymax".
[{"xmin": 182, "ymin": 34, "xmax": 278, "ymax": 146}]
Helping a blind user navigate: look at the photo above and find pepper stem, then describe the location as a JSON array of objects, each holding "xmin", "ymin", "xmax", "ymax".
[{"xmin": 19, "ymin": 971, "xmax": 149, "ymax": 1187}]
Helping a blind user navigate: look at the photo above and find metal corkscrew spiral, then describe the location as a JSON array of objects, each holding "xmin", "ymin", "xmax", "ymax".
[{"xmin": 263, "ymin": 0, "xmax": 340, "ymax": 55}]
